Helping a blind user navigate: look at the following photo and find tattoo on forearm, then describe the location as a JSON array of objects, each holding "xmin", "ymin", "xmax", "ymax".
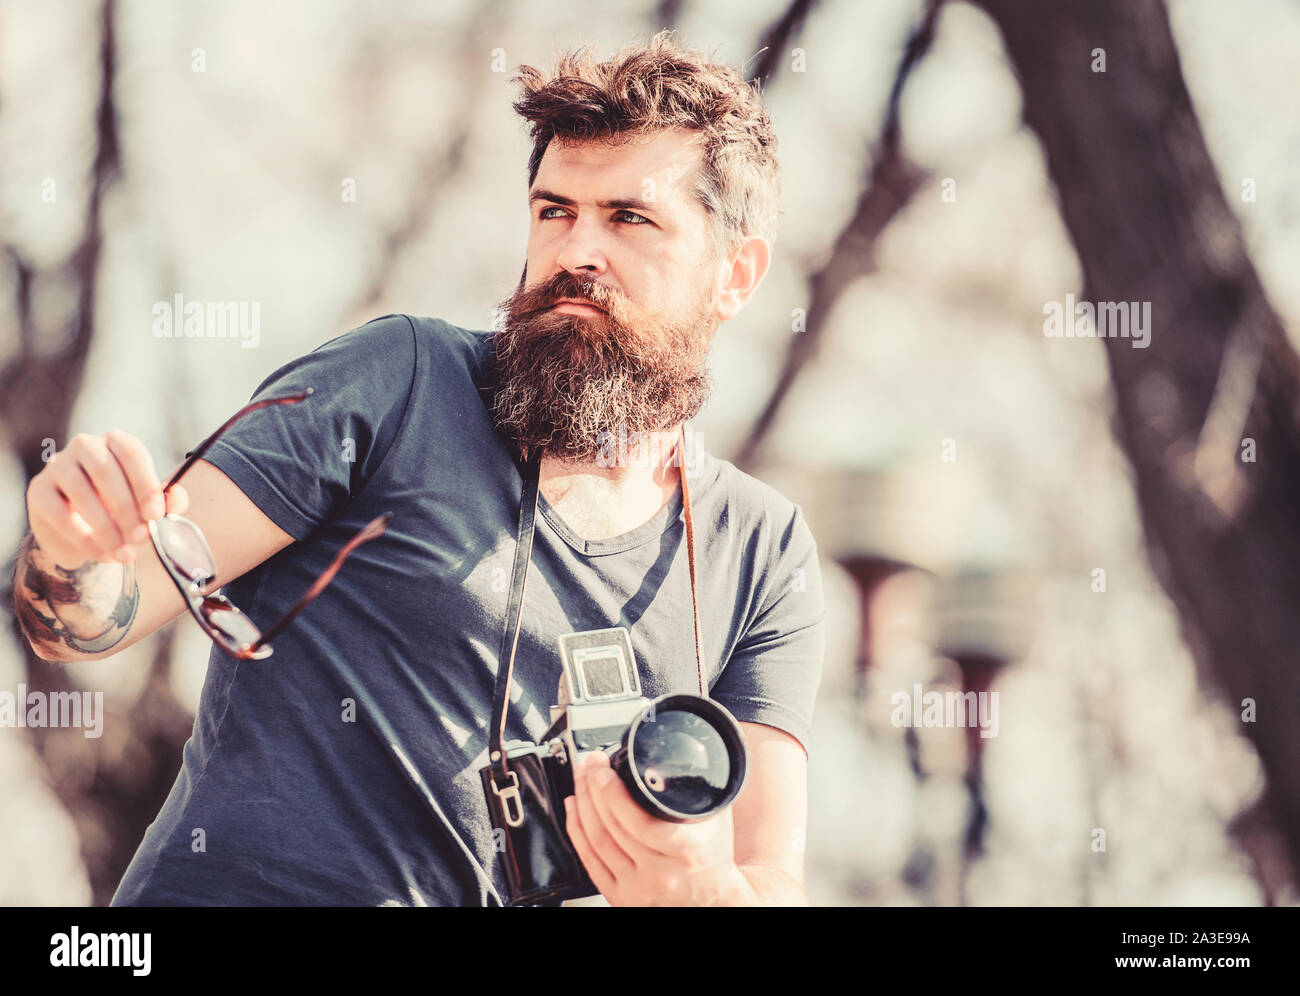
[{"xmin": 13, "ymin": 533, "xmax": 140, "ymax": 656}]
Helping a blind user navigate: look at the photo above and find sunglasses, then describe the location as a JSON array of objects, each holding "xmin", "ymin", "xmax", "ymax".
[{"xmin": 149, "ymin": 388, "xmax": 391, "ymax": 660}]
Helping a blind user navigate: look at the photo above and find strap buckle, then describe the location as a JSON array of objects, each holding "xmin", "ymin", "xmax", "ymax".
[{"xmin": 490, "ymin": 770, "xmax": 524, "ymax": 827}]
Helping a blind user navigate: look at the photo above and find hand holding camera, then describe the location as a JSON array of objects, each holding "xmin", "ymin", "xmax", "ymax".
[
  {"xmin": 480, "ymin": 626, "xmax": 749, "ymax": 905},
  {"xmin": 564, "ymin": 748, "xmax": 756, "ymax": 906}
]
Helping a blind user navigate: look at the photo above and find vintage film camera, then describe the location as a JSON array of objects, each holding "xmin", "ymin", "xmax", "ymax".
[{"xmin": 479, "ymin": 626, "xmax": 749, "ymax": 906}]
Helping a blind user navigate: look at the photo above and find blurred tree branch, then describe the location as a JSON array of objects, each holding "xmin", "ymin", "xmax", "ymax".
[
  {"xmin": 653, "ymin": 0, "xmax": 685, "ymax": 30},
  {"xmin": 337, "ymin": 0, "xmax": 507, "ymax": 329},
  {"xmin": 734, "ymin": 0, "xmax": 943, "ymax": 471},
  {"xmin": 0, "ymin": 0, "xmax": 118, "ymax": 468},
  {"xmin": 974, "ymin": 0, "xmax": 1300, "ymax": 896},
  {"xmin": 747, "ymin": 0, "xmax": 821, "ymax": 86}
]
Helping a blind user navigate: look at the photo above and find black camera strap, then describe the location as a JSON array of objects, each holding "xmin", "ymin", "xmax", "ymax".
[
  {"xmin": 487, "ymin": 424, "xmax": 707, "ymax": 824},
  {"xmin": 487, "ymin": 445, "xmax": 542, "ymax": 810}
]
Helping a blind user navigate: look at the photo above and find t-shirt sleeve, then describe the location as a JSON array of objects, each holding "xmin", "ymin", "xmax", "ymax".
[
  {"xmin": 710, "ymin": 503, "xmax": 827, "ymax": 757},
  {"xmin": 190, "ymin": 313, "xmax": 417, "ymax": 542}
]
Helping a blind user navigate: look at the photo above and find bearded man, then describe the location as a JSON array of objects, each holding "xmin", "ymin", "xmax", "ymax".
[{"xmin": 14, "ymin": 31, "xmax": 826, "ymax": 907}]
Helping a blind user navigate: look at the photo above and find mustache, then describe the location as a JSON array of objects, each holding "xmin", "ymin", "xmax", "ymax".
[{"xmin": 509, "ymin": 271, "xmax": 628, "ymax": 322}]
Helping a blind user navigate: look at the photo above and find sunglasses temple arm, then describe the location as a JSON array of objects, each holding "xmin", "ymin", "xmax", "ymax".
[
  {"xmin": 163, "ymin": 389, "xmax": 314, "ymax": 497},
  {"xmin": 249, "ymin": 513, "xmax": 392, "ymax": 652}
]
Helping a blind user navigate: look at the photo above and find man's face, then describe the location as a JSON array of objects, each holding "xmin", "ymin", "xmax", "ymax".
[{"xmin": 490, "ymin": 127, "xmax": 725, "ymax": 464}]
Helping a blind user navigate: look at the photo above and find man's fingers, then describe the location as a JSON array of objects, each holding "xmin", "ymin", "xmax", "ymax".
[
  {"xmin": 65, "ymin": 509, "xmax": 96, "ymax": 549},
  {"xmin": 77, "ymin": 434, "xmax": 148, "ymax": 546},
  {"xmin": 25, "ymin": 430, "xmax": 170, "ymax": 567},
  {"xmin": 26, "ymin": 484, "xmax": 99, "ymax": 566},
  {"xmin": 573, "ymin": 754, "xmax": 636, "ymax": 880},
  {"xmin": 50, "ymin": 466, "xmax": 128, "ymax": 561},
  {"xmin": 564, "ymin": 797, "xmax": 616, "ymax": 893},
  {"xmin": 164, "ymin": 482, "xmax": 189, "ymax": 517},
  {"xmin": 105, "ymin": 429, "xmax": 166, "ymax": 522},
  {"xmin": 584, "ymin": 758, "xmax": 664, "ymax": 863}
]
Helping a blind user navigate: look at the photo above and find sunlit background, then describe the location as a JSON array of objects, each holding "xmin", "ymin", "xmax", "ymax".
[{"xmin": 3, "ymin": 0, "xmax": 1298, "ymax": 905}]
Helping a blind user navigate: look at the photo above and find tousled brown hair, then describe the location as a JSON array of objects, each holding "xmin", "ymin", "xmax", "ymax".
[{"xmin": 510, "ymin": 30, "xmax": 781, "ymax": 258}]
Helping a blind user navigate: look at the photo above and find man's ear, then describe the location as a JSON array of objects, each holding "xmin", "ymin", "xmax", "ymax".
[{"xmin": 713, "ymin": 235, "xmax": 773, "ymax": 321}]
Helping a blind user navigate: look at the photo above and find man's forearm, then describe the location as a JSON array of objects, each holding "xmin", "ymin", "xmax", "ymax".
[
  {"xmin": 11, "ymin": 531, "xmax": 140, "ymax": 661},
  {"xmin": 710, "ymin": 864, "xmax": 809, "ymax": 907},
  {"xmin": 739, "ymin": 864, "xmax": 809, "ymax": 906}
]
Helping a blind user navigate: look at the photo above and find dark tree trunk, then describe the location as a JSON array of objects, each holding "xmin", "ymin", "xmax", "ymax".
[{"xmin": 974, "ymin": 0, "xmax": 1300, "ymax": 890}]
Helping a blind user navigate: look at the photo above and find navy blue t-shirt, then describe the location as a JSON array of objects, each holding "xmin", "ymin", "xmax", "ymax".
[{"xmin": 111, "ymin": 314, "xmax": 826, "ymax": 906}]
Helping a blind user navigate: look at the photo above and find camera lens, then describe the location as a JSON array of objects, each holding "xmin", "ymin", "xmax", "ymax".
[{"xmin": 610, "ymin": 695, "xmax": 747, "ymax": 822}]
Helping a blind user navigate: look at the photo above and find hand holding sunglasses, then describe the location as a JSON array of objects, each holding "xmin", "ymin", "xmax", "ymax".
[{"xmin": 151, "ymin": 388, "xmax": 390, "ymax": 660}]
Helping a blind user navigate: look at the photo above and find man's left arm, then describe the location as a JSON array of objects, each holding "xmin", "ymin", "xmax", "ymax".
[
  {"xmin": 728, "ymin": 721, "xmax": 810, "ymax": 905},
  {"xmin": 565, "ymin": 501, "xmax": 824, "ymax": 906}
]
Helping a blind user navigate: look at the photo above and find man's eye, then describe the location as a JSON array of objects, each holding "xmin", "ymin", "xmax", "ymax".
[{"xmin": 536, "ymin": 206, "xmax": 651, "ymax": 225}]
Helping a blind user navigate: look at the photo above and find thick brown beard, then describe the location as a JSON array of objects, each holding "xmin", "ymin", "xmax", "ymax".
[{"xmin": 487, "ymin": 268, "xmax": 716, "ymax": 463}]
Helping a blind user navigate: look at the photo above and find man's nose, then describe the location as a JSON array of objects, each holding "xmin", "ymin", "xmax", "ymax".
[{"xmin": 554, "ymin": 213, "xmax": 608, "ymax": 276}]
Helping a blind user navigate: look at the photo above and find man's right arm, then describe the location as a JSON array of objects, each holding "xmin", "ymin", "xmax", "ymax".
[{"xmin": 13, "ymin": 431, "xmax": 296, "ymax": 663}]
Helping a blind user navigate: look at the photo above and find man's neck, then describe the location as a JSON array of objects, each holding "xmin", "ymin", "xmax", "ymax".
[{"xmin": 537, "ymin": 426, "xmax": 685, "ymax": 542}]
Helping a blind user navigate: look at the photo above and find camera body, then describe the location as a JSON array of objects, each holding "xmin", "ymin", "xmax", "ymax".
[
  {"xmin": 479, "ymin": 626, "xmax": 748, "ymax": 906},
  {"xmin": 478, "ymin": 734, "xmax": 596, "ymax": 905}
]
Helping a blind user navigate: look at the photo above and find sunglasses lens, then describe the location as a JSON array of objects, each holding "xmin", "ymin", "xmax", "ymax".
[
  {"xmin": 157, "ymin": 516, "xmax": 216, "ymax": 584},
  {"xmin": 201, "ymin": 596, "xmax": 262, "ymax": 649}
]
